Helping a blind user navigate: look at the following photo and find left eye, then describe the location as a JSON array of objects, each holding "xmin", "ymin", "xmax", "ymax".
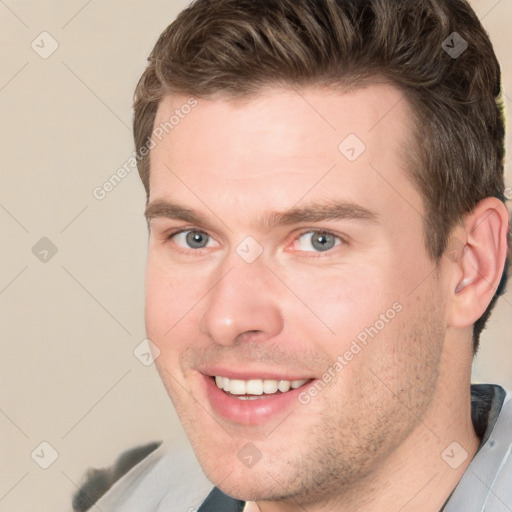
[
  {"xmin": 294, "ymin": 231, "xmax": 343, "ymax": 252},
  {"xmin": 171, "ymin": 230, "xmax": 218, "ymax": 249}
]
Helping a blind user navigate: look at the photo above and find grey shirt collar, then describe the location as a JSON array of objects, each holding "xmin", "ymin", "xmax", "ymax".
[{"xmin": 199, "ymin": 384, "xmax": 509, "ymax": 512}]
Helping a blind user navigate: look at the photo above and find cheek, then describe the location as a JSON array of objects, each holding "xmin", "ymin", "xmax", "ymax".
[
  {"xmin": 145, "ymin": 261, "xmax": 198, "ymax": 390},
  {"xmin": 280, "ymin": 265, "xmax": 395, "ymax": 353},
  {"xmin": 144, "ymin": 254, "xmax": 206, "ymax": 340}
]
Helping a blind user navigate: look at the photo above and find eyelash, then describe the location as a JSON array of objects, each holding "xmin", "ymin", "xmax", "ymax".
[
  {"xmin": 165, "ymin": 227, "xmax": 347, "ymax": 258},
  {"xmin": 166, "ymin": 228, "xmax": 217, "ymax": 257}
]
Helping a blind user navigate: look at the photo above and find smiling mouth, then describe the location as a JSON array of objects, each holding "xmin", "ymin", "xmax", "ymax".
[{"xmin": 213, "ymin": 376, "xmax": 311, "ymax": 400}]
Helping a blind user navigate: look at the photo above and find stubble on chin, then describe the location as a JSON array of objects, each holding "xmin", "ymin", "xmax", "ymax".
[
  {"xmin": 159, "ymin": 294, "xmax": 445, "ymax": 508},
  {"xmin": 203, "ymin": 300, "xmax": 445, "ymax": 507}
]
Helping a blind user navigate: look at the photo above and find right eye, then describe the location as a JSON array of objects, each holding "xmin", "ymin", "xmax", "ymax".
[{"xmin": 168, "ymin": 229, "xmax": 219, "ymax": 253}]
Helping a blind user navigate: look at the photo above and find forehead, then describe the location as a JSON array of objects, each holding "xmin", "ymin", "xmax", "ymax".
[{"xmin": 148, "ymin": 83, "xmax": 421, "ymax": 220}]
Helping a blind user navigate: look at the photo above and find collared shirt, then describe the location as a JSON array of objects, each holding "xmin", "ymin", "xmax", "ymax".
[
  {"xmin": 197, "ymin": 384, "xmax": 510, "ymax": 511},
  {"xmin": 79, "ymin": 383, "xmax": 511, "ymax": 512}
]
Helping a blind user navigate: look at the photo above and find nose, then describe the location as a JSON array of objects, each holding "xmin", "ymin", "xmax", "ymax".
[{"xmin": 198, "ymin": 257, "xmax": 284, "ymax": 346}]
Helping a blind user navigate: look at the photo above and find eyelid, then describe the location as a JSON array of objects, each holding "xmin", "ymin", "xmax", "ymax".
[
  {"xmin": 167, "ymin": 227, "xmax": 219, "ymax": 245},
  {"xmin": 166, "ymin": 226, "xmax": 208, "ymax": 238},
  {"xmin": 159, "ymin": 228, "xmax": 217, "ymax": 258}
]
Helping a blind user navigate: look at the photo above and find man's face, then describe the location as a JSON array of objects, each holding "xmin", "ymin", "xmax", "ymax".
[{"xmin": 145, "ymin": 84, "xmax": 447, "ymax": 505}]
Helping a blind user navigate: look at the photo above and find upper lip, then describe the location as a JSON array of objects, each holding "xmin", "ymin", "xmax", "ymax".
[{"xmin": 198, "ymin": 366, "xmax": 314, "ymax": 381}]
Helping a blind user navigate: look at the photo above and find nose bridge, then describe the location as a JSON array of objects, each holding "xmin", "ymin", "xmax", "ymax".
[{"xmin": 198, "ymin": 250, "xmax": 283, "ymax": 345}]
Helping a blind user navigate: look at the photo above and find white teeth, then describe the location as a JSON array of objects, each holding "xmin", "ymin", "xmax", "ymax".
[
  {"xmin": 263, "ymin": 380, "xmax": 279, "ymax": 394},
  {"xmin": 214, "ymin": 377, "xmax": 308, "ymax": 396},
  {"xmin": 278, "ymin": 380, "xmax": 291, "ymax": 392},
  {"xmin": 229, "ymin": 379, "xmax": 246, "ymax": 395},
  {"xmin": 246, "ymin": 380, "xmax": 264, "ymax": 395}
]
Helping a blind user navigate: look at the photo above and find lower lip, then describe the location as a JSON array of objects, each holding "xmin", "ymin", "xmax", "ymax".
[{"xmin": 203, "ymin": 375, "xmax": 314, "ymax": 425}]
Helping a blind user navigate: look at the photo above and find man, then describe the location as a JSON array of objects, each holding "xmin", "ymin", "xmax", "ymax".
[{"xmin": 73, "ymin": 0, "xmax": 511, "ymax": 510}]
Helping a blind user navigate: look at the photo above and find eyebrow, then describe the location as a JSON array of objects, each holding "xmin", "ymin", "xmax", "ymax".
[{"xmin": 145, "ymin": 199, "xmax": 378, "ymax": 232}]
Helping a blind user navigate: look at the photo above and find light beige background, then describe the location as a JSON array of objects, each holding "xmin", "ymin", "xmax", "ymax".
[{"xmin": 0, "ymin": 1, "xmax": 511, "ymax": 511}]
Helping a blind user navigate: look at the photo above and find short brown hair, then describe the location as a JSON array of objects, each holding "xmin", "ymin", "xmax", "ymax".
[{"xmin": 133, "ymin": 0, "xmax": 509, "ymax": 352}]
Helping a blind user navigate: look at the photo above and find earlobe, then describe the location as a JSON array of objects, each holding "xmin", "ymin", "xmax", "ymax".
[{"xmin": 446, "ymin": 197, "xmax": 509, "ymax": 328}]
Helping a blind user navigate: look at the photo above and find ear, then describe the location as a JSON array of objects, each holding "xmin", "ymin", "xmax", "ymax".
[{"xmin": 445, "ymin": 197, "xmax": 509, "ymax": 329}]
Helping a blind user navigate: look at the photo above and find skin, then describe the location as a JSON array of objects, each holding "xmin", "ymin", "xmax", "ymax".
[{"xmin": 144, "ymin": 84, "xmax": 509, "ymax": 511}]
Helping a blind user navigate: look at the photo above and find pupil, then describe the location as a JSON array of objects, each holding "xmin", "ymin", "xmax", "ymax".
[
  {"xmin": 312, "ymin": 232, "xmax": 335, "ymax": 251},
  {"xmin": 187, "ymin": 231, "xmax": 207, "ymax": 248}
]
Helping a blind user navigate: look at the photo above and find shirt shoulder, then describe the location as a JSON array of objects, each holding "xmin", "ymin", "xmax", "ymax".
[
  {"xmin": 444, "ymin": 386, "xmax": 512, "ymax": 511},
  {"xmin": 72, "ymin": 440, "xmax": 213, "ymax": 512}
]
